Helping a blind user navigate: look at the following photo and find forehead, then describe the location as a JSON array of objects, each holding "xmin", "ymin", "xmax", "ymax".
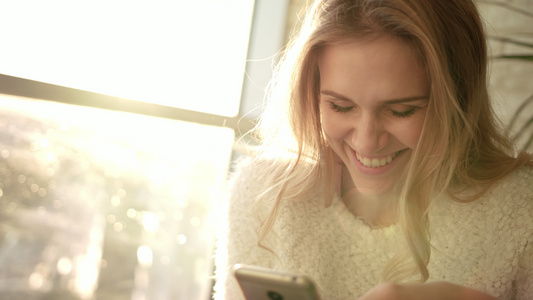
[
  {"xmin": 317, "ymin": 37, "xmax": 429, "ymax": 102},
  {"xmin": 318, "ymin": 36, "xmax": 423, "ymax": 71}
]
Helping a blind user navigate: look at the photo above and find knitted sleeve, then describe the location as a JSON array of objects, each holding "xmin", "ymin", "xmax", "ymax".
[
  {"xmin": 516, "ymin": 230, "xmax": 533, "ymax": 299},
  {"xmin": 514, "ymin": 167, "xmax": 533, "ymax": 299},
  {"xmin": 212, "ymin": 158, "xmax": 278, "ymax": 300}
]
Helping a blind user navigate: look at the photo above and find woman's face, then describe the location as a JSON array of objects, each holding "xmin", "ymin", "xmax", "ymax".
[{"xmin": 318, "ymin": 37, "xmax": 429, "ymax": 196}]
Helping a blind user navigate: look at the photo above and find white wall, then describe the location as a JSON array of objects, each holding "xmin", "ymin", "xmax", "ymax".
[{"xmin": 479, "ymin": 0, "xmax": 533, "ymax": 151}]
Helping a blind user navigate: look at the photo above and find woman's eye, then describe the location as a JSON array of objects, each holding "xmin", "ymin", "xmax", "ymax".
[
  {"xmin": 391, "ymin": 108, "xmax": 416, "ymax": 118},
  {"xmin": 329, "ymin": 102, "xmax": 353, "ymax": 113}
]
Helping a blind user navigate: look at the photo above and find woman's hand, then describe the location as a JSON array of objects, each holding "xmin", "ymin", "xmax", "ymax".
[{"xmin": 359, "ymin": 282, "xmax": 497, "ymax": 300}]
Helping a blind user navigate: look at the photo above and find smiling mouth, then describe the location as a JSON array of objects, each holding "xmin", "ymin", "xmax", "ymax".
[{"xmin": 355, "ymin": 151, "xmax": 402, "ymax": 168}]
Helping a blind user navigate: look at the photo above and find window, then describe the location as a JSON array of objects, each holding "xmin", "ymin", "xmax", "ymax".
[
  {"xmin": 0, "ymin": 0, "xmax": 253, "ymax": 117},
  {"xmin": 0, "ymin": 1, "xmax": 289, "ymax": 299}
]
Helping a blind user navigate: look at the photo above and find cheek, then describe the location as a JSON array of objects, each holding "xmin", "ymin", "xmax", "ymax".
[
  {"xmin": 320, "ymin": 108, "xmax": 349, "ymax": 141},
  {"xmin": 393, "ymin": 117, "xmax": 425, "ymax": 148}
]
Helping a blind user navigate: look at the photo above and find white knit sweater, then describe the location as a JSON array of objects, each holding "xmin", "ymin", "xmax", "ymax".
[{"xmin": 213, "ymin": 159, "xmax": 533, "ymax": 299}]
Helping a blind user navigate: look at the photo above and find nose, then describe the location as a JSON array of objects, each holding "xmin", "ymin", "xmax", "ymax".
[{"xmin": 352, "ymin": 113, "xmax": 388, "ymax": 154}]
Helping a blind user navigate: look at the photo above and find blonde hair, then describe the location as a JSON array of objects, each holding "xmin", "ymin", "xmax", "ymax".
[{"xmin": 250, "ymin": 0, "xmax": 533, "ymax": 283}]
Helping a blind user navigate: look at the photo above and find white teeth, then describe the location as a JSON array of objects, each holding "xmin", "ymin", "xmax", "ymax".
[
  {"xmin": 356, "ymin": 152, "xmax": 399, "ymax": 168},
  {"xmin": 371, "ymin": 159, "xmax": 380, "ymax": 167}
]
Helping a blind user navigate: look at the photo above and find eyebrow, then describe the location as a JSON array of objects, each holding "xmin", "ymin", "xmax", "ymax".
[{"xmin": 320, "ymin": 90, "xmax": 429, "ymax": 104}]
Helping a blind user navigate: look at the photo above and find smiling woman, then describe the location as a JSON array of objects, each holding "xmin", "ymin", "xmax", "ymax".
[
  {"xmin": 214, "ymin": 0, "xmax": 533, "ymax": 299},
  {"xmin": 318, "ymin": 37, "xmax": 429, "ymax": 204}
]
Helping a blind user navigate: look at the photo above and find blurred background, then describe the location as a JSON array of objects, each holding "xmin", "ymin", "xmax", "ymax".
[{"xmin": 0, "ymin": 0, "xmax": 531, "ymax": 299}]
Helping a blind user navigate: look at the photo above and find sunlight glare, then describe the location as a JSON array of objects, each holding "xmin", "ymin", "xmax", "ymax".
[
  {"xmin": 56, "ymin": 257, "xmax": 73, "ymax": 275},
  {"xmin": 0, "ymin": 0, "xmax": 255, "ymax": 117},
  {"xmin": 137, "ymin": 246, "xmax": 154, "ymax": 268},
  {"xmin": 142, "ymin": 212, "xmax": 160, "ymax": 234},
  {"xmin": 28, "ymin": 271, "xmax": 44, "ymax": 290}
]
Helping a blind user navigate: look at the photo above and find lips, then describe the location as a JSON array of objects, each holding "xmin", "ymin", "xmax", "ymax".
[{"xmin": 355, "ymin": 151, "xmax": 401, "ymax": 168}]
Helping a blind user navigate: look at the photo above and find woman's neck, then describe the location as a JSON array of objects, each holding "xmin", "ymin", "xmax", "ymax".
[{"xmin": 341, "ymin": 167, "xmax": 397, "ymax": 227}]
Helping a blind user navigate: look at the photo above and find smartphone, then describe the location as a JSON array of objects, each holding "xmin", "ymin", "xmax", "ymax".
[{"xmin": 233, "ymin": 264, "xmax": 321, "ymax": 300}]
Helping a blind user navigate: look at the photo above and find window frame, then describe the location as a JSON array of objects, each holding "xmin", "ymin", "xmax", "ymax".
[{"xmin": 0, "ymin": 1, "xmax": 290, "ymax": 140}]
